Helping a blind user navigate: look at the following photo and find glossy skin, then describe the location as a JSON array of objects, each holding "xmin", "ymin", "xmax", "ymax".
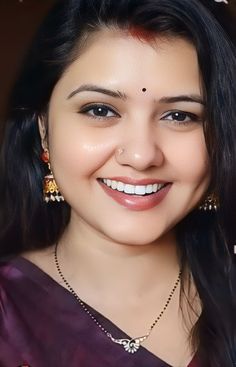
[
  {"xmin": 36, "ymin": 30, "xmax": 210, "ymax": 366},
  {"xmin": 42, "ymin": 30, "xmax": 209, "ymax": 247}
]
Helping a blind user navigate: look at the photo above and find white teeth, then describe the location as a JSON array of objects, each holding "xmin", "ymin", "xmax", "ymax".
[
  {"xmin": 106, "ymin": 179, "xmax": 112, "ymax": 187},
  {"xmin": 153, "ymin": 183, "xmax": 158, "ymax": 193},
  {"xmin": 101, "ymin": 179, "xmax": 166, "ymax": 195},
  {"xmin": 135, "ymin": 185, "xmax": 146, "ymax": 195},
  {"xmin": 111, "ymin": 181, "xmax": 117, "ymax": 190},
  {"xmin": 124, "ymin": 184, "xmax": 135, "ymax": 194},
  {"xmin": 117, "ymin": 182, "xmax": 124, "ymax": 192},
  {"xmin": 146, "ymin": 184, "xmax": 153, "ymax": 194}
]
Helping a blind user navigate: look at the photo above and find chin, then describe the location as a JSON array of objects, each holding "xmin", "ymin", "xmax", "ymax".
[{"xmin": 101, "ymin": 226, "xmax": 171, "ymax": 247}]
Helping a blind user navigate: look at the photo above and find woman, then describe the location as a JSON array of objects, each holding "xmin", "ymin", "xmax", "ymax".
[{"xmin": 0, "ymin": 0, "xmax": 235, "ymax": 366}]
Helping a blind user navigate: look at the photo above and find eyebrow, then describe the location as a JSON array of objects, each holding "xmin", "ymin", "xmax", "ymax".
[
  {"xmin": 67, "ymin": 84, "xmax": 127, "ymax": 100},
  {"xmin": 67, "ymin": 84, "xmax": 205, "ymax": 106},
  {"xmin": 159, "ymin": 95, "xmax": 205, "ymax": 105}
]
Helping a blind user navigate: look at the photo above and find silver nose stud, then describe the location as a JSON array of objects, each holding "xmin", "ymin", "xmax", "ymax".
[{"xmin": 117, "ymin": 148, "xmax": 125, "ymax": 156}]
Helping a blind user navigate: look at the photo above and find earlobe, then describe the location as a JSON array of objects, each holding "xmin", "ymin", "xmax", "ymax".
[{"xmin": 38, "ymin": 116, "xmax": 48, "ymax": 150}]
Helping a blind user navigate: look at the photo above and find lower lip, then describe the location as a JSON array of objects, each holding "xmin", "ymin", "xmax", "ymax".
[{"xmin": 98, "ymin": 181, "xmax": 172, "ymax": 211}]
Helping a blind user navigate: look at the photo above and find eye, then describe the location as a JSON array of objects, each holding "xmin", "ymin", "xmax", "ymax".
[
  {"xmin": 161, "ymin": 111, "xmax": 200, "ymax": 124},
  {"xmin": 79, "ymin": 104, "xmax": 120, "ymax": 119}
]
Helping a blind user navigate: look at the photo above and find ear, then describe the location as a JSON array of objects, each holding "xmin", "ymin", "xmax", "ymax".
[{"xmin": 38, "ymin": 116, "xmax": 48, "ymax": 151}]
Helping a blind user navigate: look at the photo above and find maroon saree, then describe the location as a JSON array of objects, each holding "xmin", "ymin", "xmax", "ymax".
[{"xmin": 0, "ymin": 257, "xmax": 200, "ymax": 367}]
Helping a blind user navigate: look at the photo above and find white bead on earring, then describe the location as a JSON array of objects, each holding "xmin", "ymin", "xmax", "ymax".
[{"xmin": 198, "ymin": 194, "xmax": 219, "ymax": 211}]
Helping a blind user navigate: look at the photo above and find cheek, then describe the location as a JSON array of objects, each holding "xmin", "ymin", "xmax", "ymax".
[
  {"xmin": 48, "ymin": 119, "xmax": 115, "ymax": 180},
  {"xmin": 165, "ymin": 129, "xmax": 209, "ymax": 183}
]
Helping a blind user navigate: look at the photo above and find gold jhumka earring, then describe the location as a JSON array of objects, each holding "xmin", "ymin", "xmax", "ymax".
[{"xmin": 41, "ymin": 149, "xmax": 64, "ymax": 203}]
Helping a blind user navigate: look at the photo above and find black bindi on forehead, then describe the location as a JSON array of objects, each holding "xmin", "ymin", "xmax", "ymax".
[{"xmin": 142, "ymin": 88, "xmax": 147, "ymax": 92}]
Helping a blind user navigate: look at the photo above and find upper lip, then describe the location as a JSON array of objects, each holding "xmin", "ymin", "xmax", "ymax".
[{"xmin": 99, "ymin": 176, "xmax": 170, "ymax": 185}]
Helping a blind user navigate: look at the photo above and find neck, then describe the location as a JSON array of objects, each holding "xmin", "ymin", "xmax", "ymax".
[{"xmin": 57, "ymin": 218, "xmax": 181, "ymax": 303}]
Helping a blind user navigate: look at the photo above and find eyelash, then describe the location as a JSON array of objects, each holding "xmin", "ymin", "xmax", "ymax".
[
  {"xmin": 161, "ymin": 111, "xmax": 201, "ymax": 125},
  {"xmin": 79, "ymin": 104, "xmax": 120, "ymax": 119},
  {"xmin": 79, "ymin": 104, "xmax": 201, "ymax": 125}
]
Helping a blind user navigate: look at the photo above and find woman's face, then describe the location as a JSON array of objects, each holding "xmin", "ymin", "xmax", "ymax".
[{"xmin": 43, "ymin": 30, "xmax": 210, "ymax": 245}]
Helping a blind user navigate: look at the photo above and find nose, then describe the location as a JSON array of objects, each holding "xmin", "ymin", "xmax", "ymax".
[{"xmin": 115, "ymin": 123, "xmax": 164, "ymax": 171}]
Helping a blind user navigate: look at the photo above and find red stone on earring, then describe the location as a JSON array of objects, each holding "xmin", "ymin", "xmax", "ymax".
[{"xmin": 41, "ymin": 150, "xmax": 49, "ymax": 163}]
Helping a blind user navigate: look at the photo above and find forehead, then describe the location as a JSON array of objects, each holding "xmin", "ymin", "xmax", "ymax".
[{"xmin": 54, "ymin": 29, "xmax": 201, "ymax": 98}]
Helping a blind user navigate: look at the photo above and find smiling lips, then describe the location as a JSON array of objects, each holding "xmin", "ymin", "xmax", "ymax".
[{"xmin": 98, "ymin": 177, "xmax": 172, "ymax": 211}]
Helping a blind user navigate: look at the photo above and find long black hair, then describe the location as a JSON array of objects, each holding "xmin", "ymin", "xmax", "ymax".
[{"xmin": 0, "ymin": 1, "xmax": 236, "ymax": 365}]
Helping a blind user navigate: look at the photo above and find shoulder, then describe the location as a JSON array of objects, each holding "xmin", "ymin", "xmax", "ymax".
[
  {"xmin": 0, "ymin": 256, "xmax": 19, "ymax": 286},
  {"xmin": 20, "ymin": 246, "xmax": 59, "ymax": 282},
  {"xmin": 0, "ymin": 253, "xmax": 47, "ymax": 308},
  {"xmin": 0, "ymin": 256, "xmax": 23, "ymax": 305},
  {"xmin": 0, "ymin": 252, "xmax": 57, "ymax": 343}
]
